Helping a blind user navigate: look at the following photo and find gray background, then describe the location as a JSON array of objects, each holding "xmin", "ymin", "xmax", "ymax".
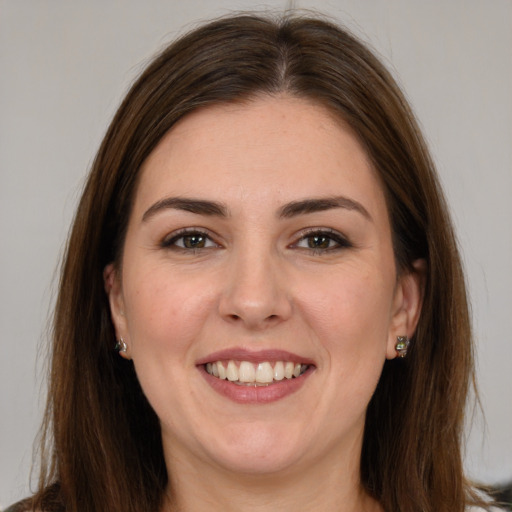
[{"xmin": 1, "ymin": 0, "xmax": 511, "ymax": 507}]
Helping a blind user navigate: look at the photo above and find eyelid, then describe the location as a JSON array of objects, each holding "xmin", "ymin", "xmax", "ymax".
[
  {"xmin": 160, "ymin": 227, "xmax": 221, "ymax": 250},
  {"xmin": 291, "ymin": 227, "xmax": 352, "ymax": 251}
]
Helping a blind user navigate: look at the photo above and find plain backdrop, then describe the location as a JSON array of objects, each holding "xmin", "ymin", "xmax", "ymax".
[{"xmin": 1, "ymin": 0, "xmax": 511, "ymax": 507}]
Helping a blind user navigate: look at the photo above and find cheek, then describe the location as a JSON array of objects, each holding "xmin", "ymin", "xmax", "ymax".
[
  {"xmin": 120, "ymin": 266, "xmax": 219, "ymax": 426},
  {"xmin": 294, "ymin": 265, "xmax": 394, "ymax": 359},
  {"xmin": 298, "ymin": 269, "xmax": 394, "ymax": 419},
  {"xmin": 122, "ymin": 263, "xmax": 217, "ymax": 355}
]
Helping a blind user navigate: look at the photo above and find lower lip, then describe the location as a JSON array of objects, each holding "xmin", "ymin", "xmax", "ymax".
[{"xmin": 199, "ymin": 365, "xmax": 313, "ymax": 404}]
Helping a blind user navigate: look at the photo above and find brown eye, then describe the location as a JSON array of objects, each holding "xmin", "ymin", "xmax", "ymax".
[
  {"xmin": 307, "ymin": 235, "xmax": 332, "ymax": 249},
  {"xmin": 294, "ymin": 229, "xmax": 352, "ymax": 253},
  {"xmin": 162, "ymin": 230, "xmax": 218, "ymax": 250},
  {"xmin": 182, "ymin": 234, "xmax": 207, "ymax": 249}
]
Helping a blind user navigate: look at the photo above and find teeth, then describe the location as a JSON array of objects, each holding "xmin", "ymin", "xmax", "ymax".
[
  {"xmin": 273, "ymin": 361, "xmax": 285, "ymax": 381},
  {"xmin": 239, "ymin": 361, "xmax": 255, "ymax": 382},
  {"xmin": 206, "ymin": 360, "xmax": 309, "ymax": 384},
  {"xmin": 217, "ymin": 361, "xmax": 226, "ymax": 380},
  {"xmin": 256, "ymin": 362, "xmax": 273, "ymax": 383},
  {"xmin": 226, "ymin": 360, "xmax": 238, "ymax": 381}
]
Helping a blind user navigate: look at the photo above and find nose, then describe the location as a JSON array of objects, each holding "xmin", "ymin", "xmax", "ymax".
[{"xmin": 218, "ymin": 245, "xmax": 293, "ymax": 330}]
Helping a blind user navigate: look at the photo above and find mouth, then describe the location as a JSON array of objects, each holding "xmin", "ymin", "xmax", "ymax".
[
  {"xmin": 197, "ymin": 349, "xmax": 315, "ymax": 404},
  {"xmin": 205, "ymin": 360, "xmax": 310, "ymax": 386}
]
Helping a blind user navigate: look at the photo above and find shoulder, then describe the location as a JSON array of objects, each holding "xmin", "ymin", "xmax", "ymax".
[
  {"xmin": 4, "ymin": 483, "xmax": 65, "ymax": 512},
  {"xmin": 3, "ymin": 502, "xmax": 34, "ymax": 512},
  {"xmin": 466, "ymin": 507, "xmax": 509, "ymax": 511},
  {"xmin": 3, "ymin": 498, "xmax": 44, "ymax": 512},
  {"xmin": 3, "ymin": 502, "xmax": 38, "ymax": 512}
]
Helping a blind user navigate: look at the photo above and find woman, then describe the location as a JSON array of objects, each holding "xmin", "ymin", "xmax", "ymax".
[{"xmin": 9, "ymin": 13, "xmax": 497, "ymax": 512}]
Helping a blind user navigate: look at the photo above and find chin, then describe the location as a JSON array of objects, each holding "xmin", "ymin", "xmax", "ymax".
[{"xmin": 199, "ymin": 421, "xmax": 310, "ymax": 475}]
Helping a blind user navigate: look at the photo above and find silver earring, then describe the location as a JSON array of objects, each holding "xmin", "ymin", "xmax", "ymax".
[
  {"xmin": 114, "ymin": 337, "xmax": 127, "ymax": 353},
  {"xmin": 395, "ymin": 336, "xmax": 410, "ymax": 358}
]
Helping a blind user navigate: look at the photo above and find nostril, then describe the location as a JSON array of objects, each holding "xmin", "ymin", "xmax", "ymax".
[{"xmin": 225, "ymin": 312, "xmax": 279, "ymax": 325}]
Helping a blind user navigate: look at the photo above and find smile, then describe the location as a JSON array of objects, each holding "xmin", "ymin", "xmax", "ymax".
[
  {"xmin": 197, "ymin": 348, "xmax": 315, "ymax": 403},
  {"xmin": 205, "ymin": 360, "xmax": 309, "ymax": 386}
]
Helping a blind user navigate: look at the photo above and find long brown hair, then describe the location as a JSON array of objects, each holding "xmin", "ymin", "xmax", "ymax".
[{"xmin": 27, "ymin": 13, "xmax": 487, "ymax": 512}]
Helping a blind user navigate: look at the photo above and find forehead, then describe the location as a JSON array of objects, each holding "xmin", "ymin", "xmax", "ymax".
[{"xmin": 134, "ymin": 95, "xmax": 387, "ymax": 218}]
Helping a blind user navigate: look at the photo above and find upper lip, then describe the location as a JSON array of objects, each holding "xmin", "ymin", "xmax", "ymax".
[{"xmin": 196, "ymin": 347, "xmax": 316, "ymax": 366}]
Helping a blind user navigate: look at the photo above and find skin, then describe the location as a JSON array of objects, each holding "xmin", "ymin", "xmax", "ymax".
[{"xmin": 106, "ymin": 95, "xmax": 424, "ymax": 512}]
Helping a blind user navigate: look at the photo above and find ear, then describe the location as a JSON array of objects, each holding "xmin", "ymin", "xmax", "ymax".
[
  {"xmin": 386, "ymin": 259, "xmax": 426, "ymax": 359},
  {"xmin": 104, "ymin": 263, "xmax": 130, "ymax": 359}
]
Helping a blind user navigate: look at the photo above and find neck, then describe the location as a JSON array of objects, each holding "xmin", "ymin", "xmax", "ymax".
[{"xmin": 161, "ymin": 446, "xmax": 382, "ymax": 512}]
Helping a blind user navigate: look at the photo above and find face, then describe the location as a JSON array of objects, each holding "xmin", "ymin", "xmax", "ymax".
[{"xmin": 107, "ymin": 96, "xmax": 422, "ymax": 480}]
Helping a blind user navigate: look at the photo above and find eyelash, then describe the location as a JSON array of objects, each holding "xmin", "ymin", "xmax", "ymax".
[
  {"xmin": 160, "ymin": 228, "xmax": 352, "ymax": 254},
  {"xmin": 292, "ymin": 228, "xmax": 352, "ymax": 254},
  {"xmin": 161, "ymin": 228, "xmax": 219, "ymax": 251}
]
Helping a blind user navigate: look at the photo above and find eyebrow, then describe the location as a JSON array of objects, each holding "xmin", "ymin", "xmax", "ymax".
[
  {"xmin": 278, "ymin": 196, "xmax": 372, "ymax": 221},
  {"xmin": 142, "ymin": 195, "xmax": 372, "ymax": 222},
  {"xmin": 142, "ymin": 197, "xmax": 228, "ymax": 222}
]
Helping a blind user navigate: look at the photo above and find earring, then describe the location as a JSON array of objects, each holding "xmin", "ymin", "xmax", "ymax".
[
  {"xmin": 395, "ymin": 336, "xmax": 410, "ymax": 358},
  {"xmin": 114, "ymin": 337, "xmax": 127, "ymax": 353}
]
